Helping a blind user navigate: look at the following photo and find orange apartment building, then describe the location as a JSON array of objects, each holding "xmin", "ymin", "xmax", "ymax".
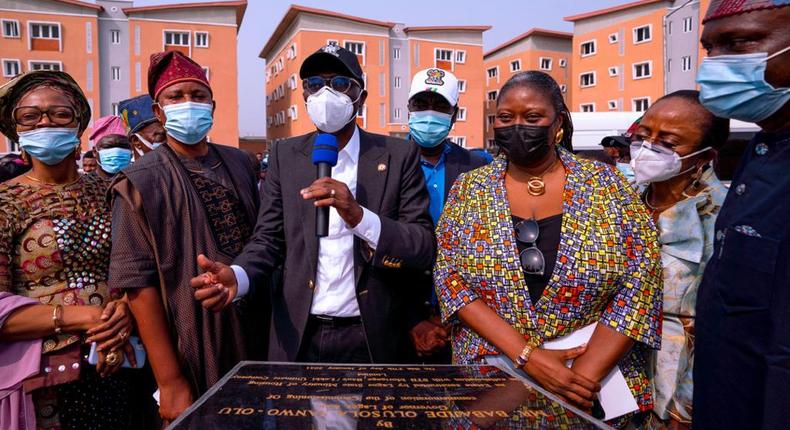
[
  {"xmin": 260, "ymin": 5, "xmax": 489, "ymax": 149},
  {"xmin": 482, "ymin": 29, "xmax": 572, "ymax": 149},
  {"xmin": 0, "ymin": 0, "xmax": 245, "ymax": 152},
  {"xmin": 565, "ymin": 0, "xmax": 714, "ymax": 114}
]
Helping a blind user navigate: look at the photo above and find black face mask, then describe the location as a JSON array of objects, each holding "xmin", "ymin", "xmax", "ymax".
[{"xmin": 494, "ymin": 124, "xmax": 551, "ymax": 166}]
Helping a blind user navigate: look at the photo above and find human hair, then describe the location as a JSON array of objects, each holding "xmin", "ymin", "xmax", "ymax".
[
  {"xmin": 654, "ymin": 90, "xmax": 730, "ymax": 151},
  {"xmin": 82, "ymin": 151, "xmax": 95, "ymax": 159},
  {"xmin": 496, "ymin": 71, "xmax": 574, "ymax": 151}
]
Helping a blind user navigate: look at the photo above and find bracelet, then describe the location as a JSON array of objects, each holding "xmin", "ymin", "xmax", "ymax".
[
  {"xmin": 514, "ymin": 343, "xmax": 535, "ymax": 368},
  {"xmin": 52, "ymin": 304, "xmax": 63, "ymax": 334}
]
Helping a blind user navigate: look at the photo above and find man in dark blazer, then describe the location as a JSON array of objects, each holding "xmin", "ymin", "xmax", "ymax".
[
  {"xmin": 404, "ymin": 68, "xmax": 489, "ymax": 362},
  {"xmin": 191, "ymin": 45, "xmax": 435, "ymax": 364}
]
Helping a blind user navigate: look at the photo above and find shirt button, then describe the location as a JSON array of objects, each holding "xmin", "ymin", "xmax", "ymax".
[
  {"xmin": 57, "ymin": 364, "xmax": 66, "ymax": 372},
  {"xmin": 735, "ymin": 183, "xmax": 746, "ymax": 195},
  {"xmin": 755, "ymin": 143, "xmax": 769, "ymax": 156},
  {"xmin": 432, "ymin": 184, "xmax": 438, "ymax": 189}
]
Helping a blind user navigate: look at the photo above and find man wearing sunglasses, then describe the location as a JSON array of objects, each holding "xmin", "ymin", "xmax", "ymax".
[
  {"xmin": 405, "ymin": 68, "xmax": 489, "ymax": 362},
  {"xmin": 192, "ymin": 45, "xmax": 435, "ymax": 365}
]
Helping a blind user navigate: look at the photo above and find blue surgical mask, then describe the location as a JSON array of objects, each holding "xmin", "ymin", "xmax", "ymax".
[
  {"xmin": 161, "ymin": 102, "xmax": 213, "ymax": 145},
  {"xmin": 18, "ymin": 127, "xmax": 79, "ymax": 165},
  {"xmin": 98, "ymin": 147, "xmax": 132, "ymax": 174},
  {"xmin": 697, "ymin": 45, "xmax": 790, "ymax": 123},
  {"xmin": 616, "ymin": 162, "xmax": 635, "ymax": 184},
  {"xmin": 408, "ymin": 110, "xmax": 452, "ymax": 148}
]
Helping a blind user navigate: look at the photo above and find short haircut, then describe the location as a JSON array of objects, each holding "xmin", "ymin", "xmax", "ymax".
[{"xmin": 653, "ymin": 90, "xmax": 730, "ymax": 151}]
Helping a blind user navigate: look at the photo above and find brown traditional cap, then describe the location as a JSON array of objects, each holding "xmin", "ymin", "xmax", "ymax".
[
  {"xmin": 147, "ymin": 50, "xmax": 211, "ymax": 100},
  {"xmin": 704, "ymin": 0, "xmax": 790, "ymax": 23}
]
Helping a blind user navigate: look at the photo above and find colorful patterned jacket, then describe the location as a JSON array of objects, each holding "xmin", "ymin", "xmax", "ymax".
[{"xmin": 435, "ymin": 148, "xmax": 663, "ymax": 413}]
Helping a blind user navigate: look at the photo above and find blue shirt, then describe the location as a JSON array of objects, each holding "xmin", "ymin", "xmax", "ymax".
[{"xmin": 420, "ymin": 142, "xmax": 452, "ymax": 226}]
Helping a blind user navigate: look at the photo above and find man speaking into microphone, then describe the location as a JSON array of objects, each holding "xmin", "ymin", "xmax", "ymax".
[{"xmin": 190, "ymin": 45, "xmax": 435, "ymax": 364}]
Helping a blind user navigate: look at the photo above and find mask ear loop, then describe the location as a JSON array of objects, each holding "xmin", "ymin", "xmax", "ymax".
[{"xmin": 765, "ymin": 45, "xmax": 790, "ymax": 62}]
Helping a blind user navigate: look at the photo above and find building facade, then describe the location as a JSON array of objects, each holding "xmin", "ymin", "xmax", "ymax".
[
  {"xmin": 260, "ymin": 5, "xmax": 489, "ymax": 148},
  {"xmin": 0, "ymin": 0, "xmax": 245, "ymax": 151},
  {"xmin": 482, "ymin": 29, "xmax": 572, "ymax": 149}
]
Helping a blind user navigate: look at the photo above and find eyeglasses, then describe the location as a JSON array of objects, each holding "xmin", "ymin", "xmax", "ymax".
[
  {"xmin": 13, "ymin": 105, "xmax": 77, "ymax": 127},
  {"xmin": 302, "ymin": 76, "xmax": 360, "ymax": 95},
  {"xmin": 515, "ymin": 218, "xmax": 545, "ymax": 276}
]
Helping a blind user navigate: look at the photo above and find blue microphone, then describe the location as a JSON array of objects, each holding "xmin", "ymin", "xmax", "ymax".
[{"xmin": 312, "ymin": 133, "xmax": 339, "ymax": 237}]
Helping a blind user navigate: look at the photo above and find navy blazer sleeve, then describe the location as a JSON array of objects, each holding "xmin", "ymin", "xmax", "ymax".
[{"xmin": 372, "ymin": 141, "xmax": 436, "ymax": 271}]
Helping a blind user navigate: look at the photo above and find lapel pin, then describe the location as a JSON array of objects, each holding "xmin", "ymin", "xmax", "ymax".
[{"xmin": 377, "ymin": 163, "xmax": 387, "ymax": 172}]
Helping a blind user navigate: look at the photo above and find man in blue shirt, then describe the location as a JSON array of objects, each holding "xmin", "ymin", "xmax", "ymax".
[
  {"xmin": 406, "ymin": 68, "xmax": 489, "ymax": 362},
  {"xmin": 693, "ymin": 1, "xmax": 790, "ymax": 428}
]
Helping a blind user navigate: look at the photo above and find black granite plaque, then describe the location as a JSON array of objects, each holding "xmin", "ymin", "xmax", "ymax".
[{"xmin": 169, "ymin": 361, "xmax": 611, "ymax": 429}]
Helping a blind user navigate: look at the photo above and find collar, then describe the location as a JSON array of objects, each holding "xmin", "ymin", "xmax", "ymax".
[
  {"xmin": 338, "ymin": 126, "xmax": 360, "ymax": 165},
  {"xmin": 420, "ymin": 141, "xmax": 451, "ymax": 167}
]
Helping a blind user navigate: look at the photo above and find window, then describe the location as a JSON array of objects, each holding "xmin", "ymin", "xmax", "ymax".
[
  {"xmin": 668, "ymin": 21, "xmax": 673, "ymax": 35},
  {"xmin": 394, "ymin": 76, "xmax": 402, "ymax": 88},
  {"xmin": 560, "ymin": 84, "xmax": 567, "ymax": 93},
  {"xmin": 455, "ymin": 50, "xmax": 466, "ymax": 64},
  {"xmin": 110, "ymin": 29, "xmax": 120, "ymax": 45},
  {"xmin": 30, "ymin": 61, "xmax": 61, "ymax": 71},
  {"xmin": 457, "ymin": 107, "xmax": 467, "ymax": 121},
  {"xmin": 2, "ymin": 20, "xmax": 19, "ymax": 38},
  {"xmin": 2, "ymin": 59, "xmax": 21, "ymax": 77},
  {"xmin": 288, "ymin": 105, "xmax": 298, "ymax": 120},
  {"xmin": 435, "ymin": 48, "xmax": 453, "ymax": 68},
  {"xmin": 286, "ymin": 42, "xmax": 297, "ymax": 59},
  {"xmin": 195, "ymin": 31, "xmax": 209, "ymax": 48},
  {"xmin": 682, "ymin": 56, "xmax": 692, "ymax": 71},
  {"xmin": 487, "ymin": 90, "xmax": 498, "ymax": 101},
  {"xmin": 277, "ymin": 58, "xmax": 284, "ymax": 73},
  {"xmin": 633, "ymin": 61, "xmax": 652, "ymax": 79},
  {"xmin": 344, "ymin": 41, "xmax": 364, "ymax": 55},
  {"xmin": 580, "ymin": 103, "xmax": 595, "ymax": 112},
  {"xmin": 164, "ymin": 31, "xmax": 189, "ymax": 46},
  {"xmin": 487, "ymin": 67, "xmax": 498, "ymax": 79},
  {"xmin": 288, "ymin": 74, "xmax": 298, "ymax": 90},
  {"xmin": 683, "ymin": 17, "xmax": 693, "ymax": 33},
  {"xmin": 580, "ymin": 72, "xmax": 596, "ymax": 88},
  {"xmin": 559, "ymin": 58, "xmax": 567, "ymax": 68},
  {"xmin": 457, "ymin": 80, "xmax": 466, "ymax": 93},
  {"xmin": 394, "ymin": 108, "xmax": 402, "ymax": 120},
  {"xmin": 608, "ymin": 100, "xmax": 618, "ymax": 110},
  {"xmin": 539, "ymin": 57, "xmax": 552, "ymax": 71},
  {"xmin": 453, "ymin": 136, "xmax": 466, "ymax": 147},
  {"xmin": 633, "ymin": 97, "xmax": 650, "ymax": 112},
  {"xmin": 487, "ymin": 115, "xmax": 495, "ymax": 126},
  {"xmin": 111, "ymin": 66, "xmax": 120, "ymax": 81},
  {"xmin": 608, "ymin": 66, "xmax": 619, "ymax": 77},
  {"xmin": 393, "ymin": 48, "xmax": 400, "ymax": 60},
  {"xmin": 112, "ymin": 103, "xmax": 119, "ymax": 116},
  {"xmin": 510, "ymin": 59, "xmax": 521, "ymax": 72},
  {"xmin": 633, "ymin": 25, "xmax": 652, "ymax": 44},
  {"xmin": 608, "ymin": 33, "xmax": 618, "ymax": 44},
  {"xmin": 667, "ymin": 59, "xmax": 672, "ymax": 73},
  {"xmin": 202, "ymin": 67, "xmax": 209, "ymax": 80},
  {"xmin": 327, "ymin": 39, "xmax": 338, "ymax": 46},
  {"xmin": 580, "ymin": 40, "xmax": 596, "ymax": 57},
  {"xmin": 31, "ymin": 23, "xmax": 60, "ymax": 39}
]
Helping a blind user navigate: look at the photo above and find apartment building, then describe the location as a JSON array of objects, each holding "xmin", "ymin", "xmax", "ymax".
[
  {"xmin": 260, "ymin": 5, "xmax": 489, "ymax": 148},
  {"xmin": 0, "ymin": 0, "xmax": 245, "ymax": 151},
  {"xmin": 482, "ymin": 28, "xmax": 572, "ymax": 149}
]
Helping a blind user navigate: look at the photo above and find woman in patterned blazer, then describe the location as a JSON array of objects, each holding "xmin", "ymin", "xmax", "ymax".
[{"xmin": 435, "ymin": 71, "xmax": 662, "ymax": 427}]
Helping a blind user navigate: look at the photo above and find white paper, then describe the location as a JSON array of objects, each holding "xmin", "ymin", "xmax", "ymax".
[
  {"xmin": 542, "ymin": 323, "xmax": 639, "ymax": 420},
  {"xmin": 153, "ymin": 388, "xmax": 160, "ymax": 406}
]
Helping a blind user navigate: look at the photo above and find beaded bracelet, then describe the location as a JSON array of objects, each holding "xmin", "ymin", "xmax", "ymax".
[
  {"xmin": 514, "ymin": 343, "xmax": 535, "ymax": 368},
  {"xmin": 52, "ymin": 304, "xmax": 63, "ymax": 334}
]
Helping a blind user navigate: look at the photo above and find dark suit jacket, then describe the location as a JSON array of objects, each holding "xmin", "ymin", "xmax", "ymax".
[{"xmin": 234, "ymin": 129, "xmax": 435, "ymax": 363}]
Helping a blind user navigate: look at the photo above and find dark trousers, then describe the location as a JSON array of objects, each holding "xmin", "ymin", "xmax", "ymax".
[{"xmin": 298, "ymin": 315, "xmax": 372, "ymax": 363}]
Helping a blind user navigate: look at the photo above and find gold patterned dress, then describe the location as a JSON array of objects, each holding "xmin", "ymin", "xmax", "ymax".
[{"xmin": 0, "ymin": 174, "xmax": 130, "ymax": 429}]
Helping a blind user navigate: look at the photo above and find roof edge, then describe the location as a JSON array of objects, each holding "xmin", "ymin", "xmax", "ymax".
[
  {"xmin": 403, "ymin": 25, "xmax": 492, "ymax": 32},
  {"xmin": 564, "ymin": 0, "xmax": 667, "ymax": 22},
  {"xmin": 484, "ymin": 28, "xmax": 572, "ymax": 59},
  {"xmin": 50, "ymin": 0, "xmax": 103, "ymax": 11}
]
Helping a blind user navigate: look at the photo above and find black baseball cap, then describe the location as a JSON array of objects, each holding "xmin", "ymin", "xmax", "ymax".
[
  {"xmin": 600, "ymin": 135, "xmax": 630, "ymax": 148},
  {"xmin": 299, "ymin": 45, "xmax": 365, "ymax": 89}
]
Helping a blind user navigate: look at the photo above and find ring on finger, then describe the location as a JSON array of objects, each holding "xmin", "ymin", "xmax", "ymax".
[
  {"xmin": 120, "ymin": 331, "xmax": 129, "ymax": 340},
  {"xmin": 330, "ymin": 188, "xmax": 336, "ymax": 197},
  {"xmin": 104, "ymin": 350, "xmax": 122, "ymax": 366}
]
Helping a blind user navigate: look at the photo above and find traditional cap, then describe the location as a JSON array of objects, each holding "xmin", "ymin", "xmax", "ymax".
[
  {"xmin": 408, "ymin": 68, "xmax": 459, "ymax": 107},
  {"xmin": 0, "ymin": 70, "xmax": 91, "ymax": 142},
  {"xmin": 299, "ymin": 45, "xmax": 365, "ymax": 89},
  {"xmin": 148, "ymin": 50, "xmax": 211, "ymax": 100},
  {"xmin": 600, "ymin": 135, "xmax": 629, "ymax": 148},
  {"xmin": 89, "ymin": 115, "xmax": 126, "ymax": 144},
  {"xmin": 119, "ymin": 94, "xmax": 157, "ymax": 135},
  {"xmin": 704, "ymin": 0, "xmax": 790, "ymax": 23}
]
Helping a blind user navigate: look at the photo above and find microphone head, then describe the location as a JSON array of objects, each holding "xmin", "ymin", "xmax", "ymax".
[{"xmin": 312, "ymin": 133, "xmax": 339, "ymax": 166}]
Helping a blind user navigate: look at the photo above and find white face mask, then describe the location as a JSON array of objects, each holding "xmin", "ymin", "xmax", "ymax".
[
  {"xmin": 630, "ymin": 141, "xmax": 710, "ymax": 184},
  {"xmin": 133, "ymin": 133, "xmax": 164, "ymax": 156},
  {"xmin": 306, "ymin": 86, "xmax": 357, "ymax": 133}
]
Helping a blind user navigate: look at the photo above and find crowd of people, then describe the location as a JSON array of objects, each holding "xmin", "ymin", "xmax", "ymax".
[{"xmin": 0, "ymin": 0, "xmax": 788, "ymax": 429}]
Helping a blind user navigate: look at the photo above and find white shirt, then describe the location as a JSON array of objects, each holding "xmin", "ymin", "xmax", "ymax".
[{"xmin": 232, "ymin": 126, "xmax": 381, "ymax": 317}]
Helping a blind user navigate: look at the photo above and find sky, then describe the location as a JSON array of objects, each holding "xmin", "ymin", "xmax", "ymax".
[{"xmin": 133, "ymin": 0, "xmax": 636, "ymax": 137}]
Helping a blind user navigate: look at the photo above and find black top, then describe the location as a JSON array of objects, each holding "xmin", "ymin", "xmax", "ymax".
[{"xmin": 512, "ymin": 214, "xmax": 563, "ymax": 304}]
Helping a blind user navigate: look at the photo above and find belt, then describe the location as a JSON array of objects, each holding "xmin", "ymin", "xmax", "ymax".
[{"xmin": 309, "ymin": 314, "xmax": 362, "ymax": 326}]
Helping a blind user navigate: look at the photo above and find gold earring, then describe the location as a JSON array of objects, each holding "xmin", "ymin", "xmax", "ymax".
[{"xmin": 554, "ymin": 129, "xmax": 564, "ymax": 144}]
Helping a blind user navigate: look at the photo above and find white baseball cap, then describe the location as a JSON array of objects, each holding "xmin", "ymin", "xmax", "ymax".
[{"xmin": 408, "ymin": 68, "xmax": 459, "ymax": 107}]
